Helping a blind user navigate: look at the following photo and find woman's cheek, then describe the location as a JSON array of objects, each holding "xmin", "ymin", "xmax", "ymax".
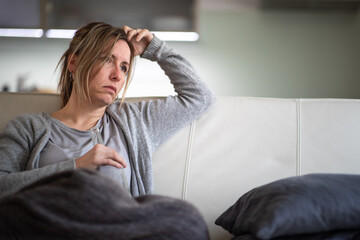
[{"xmin": 119, "ymin": 80, "xmax": 126, "ymax": 93}]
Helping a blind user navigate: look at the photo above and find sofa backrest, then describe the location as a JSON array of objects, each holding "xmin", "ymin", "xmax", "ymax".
[{"xmin": 1, "ymin": 92, "xmax": 360, "ymax": 240}]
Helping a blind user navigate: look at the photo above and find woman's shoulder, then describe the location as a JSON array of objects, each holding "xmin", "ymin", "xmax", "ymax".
[
  {"xmin": 5, "ymin": 112, "xmax": 49, "ymax": 131},
  {"xmin": 107, "ymin": 100, "xmax": 145, "ymax": 112},
  {"xmin": 106, "ymin": 98, "xmax": 165, "ymax": 115},
  {"xmin": 106, "ymin": 101, "xmax": 140, "ymax": 118},
  {"xmin": 11, "ymin": 112, "xmax": 47, "ymax": 122}
]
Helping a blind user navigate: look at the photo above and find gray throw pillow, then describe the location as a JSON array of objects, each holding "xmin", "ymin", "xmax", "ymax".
[{"xmin": 215, "ymin": 173, "xmax": 360, "ymax": 239}]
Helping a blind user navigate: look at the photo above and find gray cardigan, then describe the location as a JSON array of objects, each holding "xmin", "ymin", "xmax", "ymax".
[{"xmin": 0, "ymin": 36, "xmax": 216, "ymax": 198}]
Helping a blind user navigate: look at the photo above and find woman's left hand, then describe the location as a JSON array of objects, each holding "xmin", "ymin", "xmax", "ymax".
[{"xmin": 122, "ymin": 26, "xmax": 154, "ymax": 56}]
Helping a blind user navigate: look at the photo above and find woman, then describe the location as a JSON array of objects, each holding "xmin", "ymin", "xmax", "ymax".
[
  {"xmin": 0, "ymin": 22, "xmax": 216, "ymax": 198},
  {"xmin": 0, "ymin": 22, "xmax": 215, "ymax": 239}
]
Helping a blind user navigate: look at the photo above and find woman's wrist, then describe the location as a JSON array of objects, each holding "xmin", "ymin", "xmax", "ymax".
[{"xmin": 140, "ymin": 35, "xmax": 163, "ymax": 61}]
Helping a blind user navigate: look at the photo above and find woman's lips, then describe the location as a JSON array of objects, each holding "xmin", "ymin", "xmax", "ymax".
[{"xmin": 104, "ymin": 86, "xmax": 117, "ymax": 94}]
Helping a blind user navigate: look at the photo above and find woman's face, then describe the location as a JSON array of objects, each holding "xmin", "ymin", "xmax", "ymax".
[{"xmin": 88, "ymin": 39, "xmax": 131, "ymax": 107}]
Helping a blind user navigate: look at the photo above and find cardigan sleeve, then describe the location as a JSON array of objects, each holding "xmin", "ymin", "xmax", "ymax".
[
  {"xmin": 0, "ymin": 114, "xmax": 75, "ymax": 198},
  {"xmin": 129, "ymin": 36, "xmax": 217, "ymax": 149}
]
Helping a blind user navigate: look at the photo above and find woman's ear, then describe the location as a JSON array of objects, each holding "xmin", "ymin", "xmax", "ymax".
[{"xmin": 67, "ymin": 54, "xmax": 77, "ymax": 73}]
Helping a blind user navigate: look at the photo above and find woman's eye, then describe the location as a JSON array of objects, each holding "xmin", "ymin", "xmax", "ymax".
[{"xmin": 121, "ymin": 65, "xmax": 128, "ymax": 73}]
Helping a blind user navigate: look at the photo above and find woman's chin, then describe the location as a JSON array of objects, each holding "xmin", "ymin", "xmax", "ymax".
[{"xmin": 93, "ymin": 96, "xmax": 116, "ymax": 107}]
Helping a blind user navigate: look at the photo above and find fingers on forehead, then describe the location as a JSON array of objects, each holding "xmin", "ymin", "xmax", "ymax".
[{"xmin": 122, "ymin": 25, "xmax": 131, "ymax": 33}]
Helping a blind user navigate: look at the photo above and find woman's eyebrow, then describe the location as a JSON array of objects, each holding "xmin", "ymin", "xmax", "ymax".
[{"xmin": 111, "ymin": 54, "xmax": 129, "ymax": 65}]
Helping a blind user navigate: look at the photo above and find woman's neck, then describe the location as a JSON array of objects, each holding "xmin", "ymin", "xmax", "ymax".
[{"xmin": 51, "ymin": 96, "xmax": 107, "ymax": 131}]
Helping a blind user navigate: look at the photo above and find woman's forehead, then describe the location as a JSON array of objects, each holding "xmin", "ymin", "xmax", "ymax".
[
  {"xmin": 113, "ymin": 40, "xmax": 131, "ymax": 61},
  {"xmin": 103, "ymin": 39, "xmax": 130, "ymax": 59}
]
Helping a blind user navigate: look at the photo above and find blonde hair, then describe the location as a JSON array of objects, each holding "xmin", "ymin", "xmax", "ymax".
[{"xmin": 57, "ymin": 22, "xmax": 135, "ymax": 108}]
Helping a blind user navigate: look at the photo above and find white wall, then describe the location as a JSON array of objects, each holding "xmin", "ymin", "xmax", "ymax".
[
  {"xmin": 1, "ymin": 7, "xmax": 359, "ymax": 98},
  {"xmin": 193, "ymin": 9, "xmax": 360, "ymax": 98}
]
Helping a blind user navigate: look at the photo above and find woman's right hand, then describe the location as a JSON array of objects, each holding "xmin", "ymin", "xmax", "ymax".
[
  {"xmin": 75, "ymin": 144, "xmax": 127, "ymax": 170},
  {"xmin": 122, "ymin": 25, "xmax": 153, "ymax": 56}
]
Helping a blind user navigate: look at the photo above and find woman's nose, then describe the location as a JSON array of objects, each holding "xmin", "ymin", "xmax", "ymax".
[{"xmin": 111, "ymin": 65, "xmax": 123, "ymax": 82}]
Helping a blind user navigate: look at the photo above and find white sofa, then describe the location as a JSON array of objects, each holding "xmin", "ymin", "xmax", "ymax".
[{"xmin": 1, "ymin": 92, "xmax": 360, "ymax": 240}]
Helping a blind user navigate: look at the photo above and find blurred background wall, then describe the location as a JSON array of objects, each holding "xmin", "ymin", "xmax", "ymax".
[{"xmin": 0, "ymin": 0, "xmax": 359, "ymax": 98}]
